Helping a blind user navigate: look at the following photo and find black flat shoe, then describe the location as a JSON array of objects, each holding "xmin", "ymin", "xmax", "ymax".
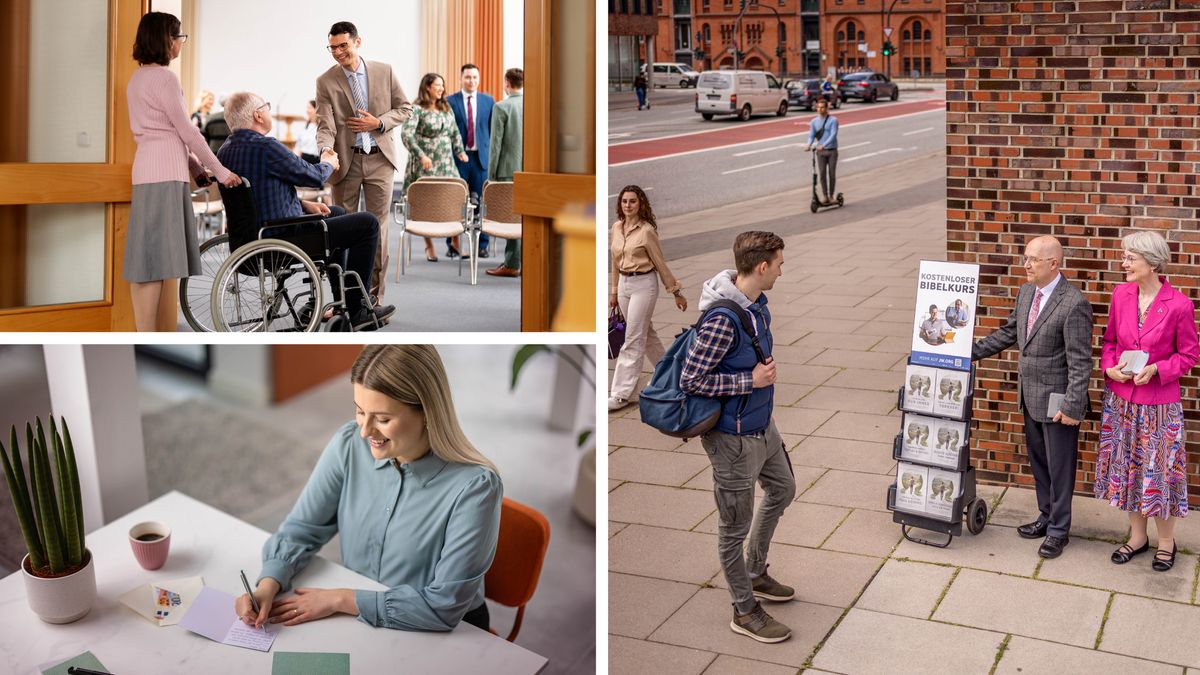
[
  {"xmin": 1017, "ymin": 520, "xmax": 1049, "ymax": 539},
  {"xmin": 1111, "ymin": 540, "xmax": 1150, "ymax": 564},
  {"xmin": 1152, "ymin": 542, "xmax": 1177, "ymax": 572},
  {"xmin": 1038, "ymin": 535, "xmax": 1069, "ymax": 559}
]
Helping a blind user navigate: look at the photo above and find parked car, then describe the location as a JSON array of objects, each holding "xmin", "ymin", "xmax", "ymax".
[
  {"xmin": 785, "ymin": 79, "xmax": 841, "ymax": 110},
  {"xmin": 645, "ymin": 62, "xmax": 700, "ymax": 88},
  {"xmin": 837, "ymin": 71, "xmax": 899, "ymax": 103},
  {"xmin": 694, "ymin": 70, "xmax": 789, "ymax": 121}
]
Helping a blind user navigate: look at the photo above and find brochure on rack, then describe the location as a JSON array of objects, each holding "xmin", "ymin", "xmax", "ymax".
[{"xmin": 910, "ymin": 260, "xmax": 981, "ymax": 372}]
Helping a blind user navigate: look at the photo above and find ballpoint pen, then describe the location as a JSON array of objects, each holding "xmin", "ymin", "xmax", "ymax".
[
  {"xmin": 240, "ymin": 569, "xmax": 261, "ymax": 614},
  {"xmin": 67, "ymin": 668, "xmax": 113, "ymax": 675}
]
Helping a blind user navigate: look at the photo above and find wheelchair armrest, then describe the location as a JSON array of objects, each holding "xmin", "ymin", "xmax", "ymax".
[{"xmin": 258, "ymin": 214, "xmax": 328, "ymax": 240}]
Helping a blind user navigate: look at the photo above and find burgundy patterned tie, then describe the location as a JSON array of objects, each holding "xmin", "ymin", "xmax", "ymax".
[
  {"xmin": 1026, "ymin": 289, "xmax": 1043, "ymax": 337},
  {"xmin": 466, "ymin": 94, "xmax": 475, "ymax": 149}
]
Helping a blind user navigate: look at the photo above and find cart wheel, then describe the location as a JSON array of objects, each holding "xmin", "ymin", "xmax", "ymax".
[
  {"xmin": 966, "ymin": 498, "xmax": 988, "ymax": 535},
  {"xmin": 836, "ymin": 193, "xmax": 845, "ymax": 207},
  {"xmin": 810, "ymin": 199, "xmax": 820, "ymax": 213}
]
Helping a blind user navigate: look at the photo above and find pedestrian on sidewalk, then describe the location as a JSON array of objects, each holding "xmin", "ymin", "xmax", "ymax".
[
  {"xmin": 1096, "ymin": 230, "xmax": 1199, "ymax": 572},
  {"xmin": 807, "ymin": 99, "xmax": 839, "ymax": 205},
  {"xmin": 680, "ymin": 231, "xmax": 796, "ymax": 644},
  {"xmin": 608, "ymin": 186, "xmax": 687, "ymax": 411},
  {"xmin": 972, "ymin": 235, "xmax": 1093, "ymax": 560},
  {"xmin": 633, "ymin": 71, "xmax": 649, "ymax": 111}
]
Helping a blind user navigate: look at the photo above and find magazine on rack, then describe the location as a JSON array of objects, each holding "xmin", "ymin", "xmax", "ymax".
[
  {"xmin": 925, "ymin": 468, "xmax": 961, "ymax": 520},
  {"xmin": 902, "ymin": 365, "xmax": 937, "ymax": 414},
  {"xmin": 895, "ymin": 463, "xmax": 929, "ymax": 513}
]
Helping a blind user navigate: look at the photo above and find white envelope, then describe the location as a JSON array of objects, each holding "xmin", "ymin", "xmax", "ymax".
[{"xmin": 119, "ymin": 575, "xmax": 204, "ymax": 626}]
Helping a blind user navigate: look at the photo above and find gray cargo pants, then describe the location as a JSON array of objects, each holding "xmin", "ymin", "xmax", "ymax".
[{"xmin": 700, "ymin": 421, "xmax": 796, "ymax": 615}]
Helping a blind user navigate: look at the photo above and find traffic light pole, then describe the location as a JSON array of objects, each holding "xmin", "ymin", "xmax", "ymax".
[
  {"xmin": 884, "ymin": 0, "xmax": 901, "ymax": 78},
  {"xmin": 734, "ymin": 1, "xmax": 749, "ymax": 71}
]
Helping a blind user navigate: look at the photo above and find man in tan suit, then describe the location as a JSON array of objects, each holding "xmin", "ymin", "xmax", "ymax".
[{"xmin": 316, "ymin": 20, "xmax": 411, "ymax": 304}]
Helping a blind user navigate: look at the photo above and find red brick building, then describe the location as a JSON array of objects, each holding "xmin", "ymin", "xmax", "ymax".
[
  {"xmin": 609, "ymin": 0, "xmax": 660, "ymax": 88},
  {"xmin": 947, "ymin": 3, "xmax": 1200, "ymax": 504},
  {"xmin": 822, "ymin": 0, "xmax": 945, "ymax": 77},
  {"xmin": 654, "ymin": 0, "xmax": 823, "ymax": 78}
]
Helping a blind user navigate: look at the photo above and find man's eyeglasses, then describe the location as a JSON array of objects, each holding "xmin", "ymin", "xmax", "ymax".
[
  {"xmin": 255, "ymin": 101, "xmax": 272, "ymax": 114},
  {"xmin": 1022, "ymin": 256, "xmax": 1049, "ymax": 266},
  {"xmin": 327, "ymin": 41, "xmax": 352, "ymax": 53},
  {"xmin": 173, "ymin": 34, "xmax": 188, "ymax": 43}
]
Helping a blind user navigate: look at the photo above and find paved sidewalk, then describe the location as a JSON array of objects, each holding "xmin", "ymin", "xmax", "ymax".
[{"xmin": 607, "ymin": 153, "xmax": 1200, "ymax": 674}]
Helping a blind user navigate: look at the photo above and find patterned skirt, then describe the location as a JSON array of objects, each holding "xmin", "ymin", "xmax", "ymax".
[{"xmin": 1094, "ymin": 387, "xmax": 1188, "ymax": 519}]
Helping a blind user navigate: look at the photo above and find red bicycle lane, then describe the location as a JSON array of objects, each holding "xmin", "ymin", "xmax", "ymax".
[{"xmin": 610, "ymin": 97, "xmax": 945, "ymax": 166}]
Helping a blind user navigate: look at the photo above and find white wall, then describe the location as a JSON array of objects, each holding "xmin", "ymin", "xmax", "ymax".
[{"xmin": 502, "ymin": 0, "xmax": 525, "ymax": 96}]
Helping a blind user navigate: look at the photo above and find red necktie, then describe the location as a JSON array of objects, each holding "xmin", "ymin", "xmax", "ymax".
[
  {"xmin": 466, "ymin": 95, "xmax": 475, "ymax": 149},
  {"xmin": 1026, "ymin": 289, "xmax": 1043, "ymax": 337}
]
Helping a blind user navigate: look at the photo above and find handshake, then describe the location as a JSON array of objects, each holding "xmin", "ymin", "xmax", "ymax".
[{"xmin": 319, "ymin": 147, "xmax": 340, "ymax": 172}]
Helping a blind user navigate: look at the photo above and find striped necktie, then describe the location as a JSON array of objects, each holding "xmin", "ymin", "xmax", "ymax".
[{"xmin": 348, "ymin": 71, "xmax": 372, "ymax": 151}]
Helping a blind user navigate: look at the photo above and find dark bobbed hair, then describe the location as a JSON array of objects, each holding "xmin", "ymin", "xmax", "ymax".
[
  {"xmin": 616, "ymin": 185, "xmax": 657, "ymax": 230},
  {"xmin": 132, "ymin": 12, "xmax": 180, "ymax": 66},
  {"xmin": 415, "ymin": 73, "xmax": 450, "ymax": 113},
  {"xmin": 329, "ymin": 21, "xmax": 358, "ymax": 39}
]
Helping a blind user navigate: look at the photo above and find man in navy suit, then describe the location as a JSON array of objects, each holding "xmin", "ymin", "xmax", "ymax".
[{"xmin": 447, "ymin": 63, "xmax": 494, "ymax": 257}]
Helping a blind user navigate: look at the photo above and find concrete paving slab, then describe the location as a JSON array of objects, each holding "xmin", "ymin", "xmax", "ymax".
[
  {"xmin": 799, "ymin": 306, "xmax": 885, "ymax": 322},
  {"xmin": 609, "ymin": 572, "xmax": 702, "ymax": 639},
  {"xmin": 822, "ymin": 368, "xmax": 904, "ymax": 392},
  {"xmin": 809, "ymin": 349, "xmax": 900, "ymax": 370},
  {"xmin": 1036, "ymin": 536, "xmax": 1197, "ymax": 604},
  {"xmin": 800, "ymin": 470, "xmax": 896, "ymax": 512},
  {"xmin": 793, "ymin": 332, "xmax": 882, "ymax": 352},
  {"xmin": 650, "ymin": 588, "xmax": 843, "ymax": 668},
  {"xmin": 772, "ymin": 345, "xmax": 826, "ymax": 365},
  {"xmin": 996, "ymin": 636, "xmax": 1184, "ymax": 675},
  {"xmin": 811, "ymin": 608, "xmax": 1003, "ymax": 675},
  {"xmin": 704, "ymin": 543, "xmax": 883, "ymax": 608},
  {"xmin": 609, "ymin": 482, "xmax": 718, "ymax": 530},
  {"xmin": 695, "ymin": 500, "xmax": 849, "ymax": 549},
  {"xmin": 822, "ymin": 508, "xmax": 906, "ymax": 557},
  {"xmin": 854, "ymin": 558, "xmax": 956, "ymax": 619},
  {"xmin": 991, "ymin": 487, "xmax": 1131, "ymax": 540},
  {"xmin": 609, "ymin": 635, "xmax": 716, "ymax": 675},
  {"xmin": 611, "ymin": 521, "xmax": 628, "ymax": 538},
  {"xmin": 811, "ymin": 411, "xmax": 898, "ymax": 444},
  {"xmin": 774, "ymin": 383, "xmax": 817, "ymax": 407},
  {"xmin": 934, "ymin": 569, "xmax": 1109, "ymax": 647},
  {"xmin": 875, "ymin": 308, "xmax": 921, "ymax": 323},
  {"xmin": 810, "ymin": 283, "xmax": 888, "ymax": 297},
  {"xmin": 611, "ymin": 417, "xmax": 688, "ymax": 451},
  {"xmin": 869, "ymin": 335, "xmax": 915, "ymax": 354},
  {"xmin": 793, "ymin": 386, "xmax": 898, "ymax": 416},
  {"xmin": 771, "ymin": 324, "xmax": 814, "ymax": 347},
  {"xmin": 685, "ymin": 464, "xmax": 828, "ymax": 501},
  {"xmin": 609, "ymin": 447, "xmax": 713, "ymax": 487},
  {"xmin": 1101, "ymin": 594, "xmax": 1200, "ymax": 668},
  {"xmin": 701, "ymin": 654, "xmax": 799, "ymax": 675},
  {"xmin": 893, "ymin": 522, "xmax": 1041, "ymax": 576},
  {"xmin": 610, "ymin": 478, "xmax": 623, "ymax": 491},
  {"xmin": 610, "ymin": 524, "xmax": 722, "ymax": 584},
  {"xmin": 775, "ymin": 364, "xmax": 842, "ymax": 386},
  {"xmin": 774, "ymin": 406, "xmax": 838, "ymax": 436},
  {"xmin": 791, "ymin": 436, "xmax": 896, "ymax": 475}
]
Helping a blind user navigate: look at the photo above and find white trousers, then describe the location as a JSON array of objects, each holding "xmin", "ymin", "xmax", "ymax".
[{"xmin": 610, "ymin": 272, "xmax": 665, "ymax": 399}]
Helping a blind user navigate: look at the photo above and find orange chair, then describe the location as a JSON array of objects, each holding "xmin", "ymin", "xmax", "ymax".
[{"xmin": 484, "ymin": 498, "xmax": 551, "ymax": 641}]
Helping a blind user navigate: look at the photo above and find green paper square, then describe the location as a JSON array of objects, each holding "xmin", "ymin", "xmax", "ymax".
[
  {"xmin": 42, "ymin": 651, "xmax": 108, "ymax": 675},
  {"xmin": 272, "ymin": 651, "xmax": 350, "ymax": 675}
]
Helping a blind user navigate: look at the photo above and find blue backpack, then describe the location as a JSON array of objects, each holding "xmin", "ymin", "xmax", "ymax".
[{"xmin": 639, "ymin": 299, "xmax": 767, "ymax": 439}]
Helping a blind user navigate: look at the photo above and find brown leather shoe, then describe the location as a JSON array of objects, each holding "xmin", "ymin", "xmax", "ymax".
[{"xmin": 485, "ymin": 265, "xmax": 520, "ymax": 278}]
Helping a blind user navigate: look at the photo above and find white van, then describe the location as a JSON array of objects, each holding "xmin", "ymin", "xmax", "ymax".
[
  {"xmin": 694, "ymin": 70, "xmax": 788, "ymax": 121},
  {"xmin": 649, "ymin": 62, "xmax": 700, "ymax": 88}
]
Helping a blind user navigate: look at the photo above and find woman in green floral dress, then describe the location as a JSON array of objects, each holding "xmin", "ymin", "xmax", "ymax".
[{"xmin": 402, "ymin": 72, "xmax": 468, "ymax": 262}]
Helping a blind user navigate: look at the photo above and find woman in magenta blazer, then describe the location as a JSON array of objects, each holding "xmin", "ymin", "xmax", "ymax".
[{"xmin": 1097, "ymin": 230, "xmax": 1199, "ymax": 572}]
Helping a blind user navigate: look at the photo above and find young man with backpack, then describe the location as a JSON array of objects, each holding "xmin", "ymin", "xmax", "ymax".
[{"xmin": 680, "ymin": 231, "xmax": 796, "ymax": 643}]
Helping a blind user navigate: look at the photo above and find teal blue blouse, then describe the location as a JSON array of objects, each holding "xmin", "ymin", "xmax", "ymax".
[{"xmin": 259, "ymin": 421, "xmax": 502, "ymax": 631}]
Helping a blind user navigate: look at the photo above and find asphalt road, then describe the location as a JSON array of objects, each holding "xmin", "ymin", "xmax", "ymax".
[{"xmin": 608, "ymin": 88, "xmax": 945, "ymax": 220}]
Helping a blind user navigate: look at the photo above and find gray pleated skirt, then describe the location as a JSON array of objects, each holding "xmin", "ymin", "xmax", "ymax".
[{"xmin": 124, "ymin": 181, "xmax": 200, "ymax": 283}]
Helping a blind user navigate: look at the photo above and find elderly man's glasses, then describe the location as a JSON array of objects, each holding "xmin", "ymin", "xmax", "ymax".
[
  {"xmin": 327, "ymin": 41, "xmax": 352, "ymax": 53},
  {"xmin": 255, "ymin": 101, "xmax": 271, "ymax": 114},
  {"xmin": 1022, "ymin": 256, "xmax": 1049, "ymax": 266},
  {"xmin": 173, "ymin": 34, "xmax": 188, "ymax": 43}
]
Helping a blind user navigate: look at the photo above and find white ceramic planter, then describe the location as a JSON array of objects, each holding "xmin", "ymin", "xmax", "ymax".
[
  {"xmin": 22, "ymin": 550, "xmax": 96, "ymax": 624},
  {"xmin": 573, "ymin": 447, "xmax": 596, "ymax": 526}
]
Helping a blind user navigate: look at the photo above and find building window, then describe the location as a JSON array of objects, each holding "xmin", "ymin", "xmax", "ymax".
[
  {"xmin": 703, "ymin": 0, "xmax": 710, "ymax": 8},
  {"xmin": 901, "ymin": 18, "xmax": 932, "ymax": 77},
  {"xmin": 837, "ymin": 20, "xmax": 865, "ymax": 70}
]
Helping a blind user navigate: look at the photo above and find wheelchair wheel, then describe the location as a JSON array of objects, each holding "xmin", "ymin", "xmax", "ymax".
[
  {"xmin": 210, "ymin": 238, "xmax": 323, "ymax": 332},
  {"xmin": 179, "ymin": 233, "xmax": 230, "ymax": 332}
]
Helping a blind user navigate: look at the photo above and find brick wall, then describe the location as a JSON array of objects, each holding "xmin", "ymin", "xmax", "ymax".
[{"xmin": 946, "ymin": 1, "xmax": 1200, "ymax": 504}]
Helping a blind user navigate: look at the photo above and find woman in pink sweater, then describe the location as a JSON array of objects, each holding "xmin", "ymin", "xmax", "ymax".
[{"xmin": 126, "ymin": 12, "xmax": 239, "ymax": 331}]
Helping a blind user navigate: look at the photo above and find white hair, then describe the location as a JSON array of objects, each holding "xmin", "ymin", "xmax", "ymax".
[
  {"xmin": 1122, "ymin": 230, "xmax": 1171, "ymax": 272},
  {"xmin": 225, "ymin": 91, "xmax": 265, "ymax": 131}
]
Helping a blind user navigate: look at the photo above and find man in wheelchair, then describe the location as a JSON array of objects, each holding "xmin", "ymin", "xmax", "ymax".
[{"xmin": 216, "ymin": 91, "xmax": 395, "ymax": 330}]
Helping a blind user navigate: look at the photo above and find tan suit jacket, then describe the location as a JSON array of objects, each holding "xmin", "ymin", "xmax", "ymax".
[{"xmin": 315, "ymin": 59, "xmax": 411, "ymax": 184}]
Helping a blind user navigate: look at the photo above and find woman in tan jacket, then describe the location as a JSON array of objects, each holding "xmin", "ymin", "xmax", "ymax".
[{"xmin": 609, "ymin": 185, "xmax": 687, "ymax": 410}]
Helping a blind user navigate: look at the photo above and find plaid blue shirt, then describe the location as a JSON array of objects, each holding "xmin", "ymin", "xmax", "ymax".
[
  {"xmin": 217, "ymin": 129, "xmax": 334, "ymax": 227},
  {"xmin": 680, "ymin": 314, "xmax": 754, "ymax": 398}
]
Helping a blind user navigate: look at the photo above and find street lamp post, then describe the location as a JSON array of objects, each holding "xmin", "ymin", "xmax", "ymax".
[
  {"xmin": 735, "ymin": 0, "xmax": 786, "ymax": 79},
  {"xmin": 734, "ymin": 1, "xmax": 749, "ymax": 71}
]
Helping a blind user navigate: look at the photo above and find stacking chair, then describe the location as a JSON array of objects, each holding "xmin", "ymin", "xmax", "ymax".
[
  {"xmin": 392, "ymin": 177, "xmax": 477, "ymax": 283},
  {"xmin": 191, "ymin": 183, "xmax": 225, "ymax": 241},
  {"xmin": 475, "ymin": 181, "xmax": 521, "ymax": 281},
  {"xmin": 484, "ymin": 498, "xmax": 550, "ymax": 642}
]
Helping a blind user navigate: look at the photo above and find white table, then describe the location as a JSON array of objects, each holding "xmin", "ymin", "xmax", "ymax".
[{"xmin": 0, "ymin": 491, "xmax": 547, "ymax": 674}]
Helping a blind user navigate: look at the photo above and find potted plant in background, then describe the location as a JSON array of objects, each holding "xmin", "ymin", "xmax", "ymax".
[
  {"xmin": 0, "ymin": 416, "xmax": 96, "ymax": 623},
  {"xmin": 510, "ymin": 345, "xmax": 596, "ymax": 525}
]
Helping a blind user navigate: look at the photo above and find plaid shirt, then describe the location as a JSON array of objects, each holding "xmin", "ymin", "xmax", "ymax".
[
  {"xmin": 217, "ymin": 129, "xmax": 333, "ymax": 227},
  {"xmin": 680, "ymin": 313, "xmax": 755, "ymax": 398}
]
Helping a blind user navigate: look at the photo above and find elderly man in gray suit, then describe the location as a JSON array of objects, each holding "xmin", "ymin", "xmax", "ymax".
[{"xmin": 972, "ymin": 235, "xmax": 1094, "ymax": 559}]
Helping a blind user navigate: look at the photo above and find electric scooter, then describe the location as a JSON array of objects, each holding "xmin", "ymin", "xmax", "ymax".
[{"xmin": 808, "ymin": 145, "xmax": 844, "ymax": 213}]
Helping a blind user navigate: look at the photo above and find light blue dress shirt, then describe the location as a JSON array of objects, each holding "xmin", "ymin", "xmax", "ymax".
[
  {"xmin": 342, "ymin": 59, "xmax": 375, "ymax": 151},
  {"xmin": 808, "ymin": 115, "xmax": 839, "ymax": 150},
  {"xmin": 259, "ymin": 421, "xmax": 503, "ymax": 631}
]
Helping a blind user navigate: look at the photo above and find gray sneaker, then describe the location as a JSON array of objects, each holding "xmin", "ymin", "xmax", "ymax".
[
  {"xmin": 730, "ymin": 602, "xmax": 792, "ymax": 643},
  {"xmin": 752, "ymin": 566, "xmax": 795, "ymax": 602}
]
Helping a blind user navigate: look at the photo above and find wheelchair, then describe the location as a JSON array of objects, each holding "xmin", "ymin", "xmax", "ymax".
[{"xmin": 179, "ymin": 179, "xmax": 383, "ymax": 332}]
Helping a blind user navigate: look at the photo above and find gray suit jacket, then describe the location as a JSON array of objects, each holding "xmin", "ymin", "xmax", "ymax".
[
  {"xmin": 972, "ymin": 274, "xmax": 1094, "ymax": 422},
  {"xmin": 487, "ymin": 92, "xmax": 523, "ymax": 181},
  {"xmin": 315, "ymin": 59, "xmax": 412, "ymax": 183}
]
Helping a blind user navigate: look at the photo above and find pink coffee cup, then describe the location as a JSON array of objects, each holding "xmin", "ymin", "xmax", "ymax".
[{"xmin": 128, "ymin": 521, "xmax": 171, "ymax": 570}]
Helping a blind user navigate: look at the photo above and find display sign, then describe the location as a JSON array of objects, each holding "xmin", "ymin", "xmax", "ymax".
[{"xmin": 910, "ymin": 260, "xmax": 980, "ymax": 371}]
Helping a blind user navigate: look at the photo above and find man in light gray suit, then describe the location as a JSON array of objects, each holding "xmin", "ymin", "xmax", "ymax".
[
  {"xmin": 972, "ymin": 235, "xmax": 1094, "ymax": 559},
  {"xmin": 485, "ymin": 68, "xmax": 524, "ymax": 278}
]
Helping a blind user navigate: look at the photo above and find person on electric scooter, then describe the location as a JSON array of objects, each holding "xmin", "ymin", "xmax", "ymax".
[
  {"xmin": 820, "ymin": 75, "xmax": 837, "ymax": 108},
  {"xmin": 807, "ymin": 98, "xmax": 839, "ymax": 205}
]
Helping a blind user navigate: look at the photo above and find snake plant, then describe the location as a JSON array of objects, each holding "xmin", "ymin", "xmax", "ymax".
[{"xmin": 0, "ymin": 417, "xmax": 86, "ymax": 575}]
